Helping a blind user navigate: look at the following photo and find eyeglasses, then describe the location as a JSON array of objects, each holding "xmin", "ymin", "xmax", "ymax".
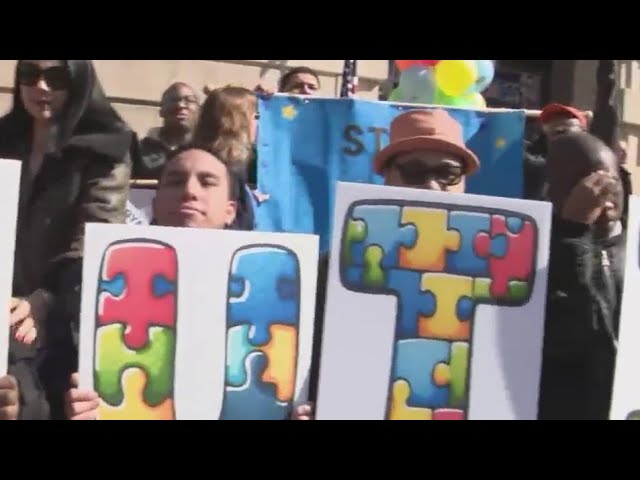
[
  {"xmin": 392, "ymin": 160, "xmax": 464, "ymax": 187},
  {"xmin": 17, "ymin": 63, "xmax": 71, "ymax": 91}
]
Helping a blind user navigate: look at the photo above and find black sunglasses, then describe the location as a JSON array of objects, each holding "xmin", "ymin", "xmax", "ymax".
[
  {"xmin": 17, "ymin": 63, "xmax": 71, "ymax": 91},
  {"xmin": 393, "ymin": 160, "xmax": 464, "ymax": 187}
]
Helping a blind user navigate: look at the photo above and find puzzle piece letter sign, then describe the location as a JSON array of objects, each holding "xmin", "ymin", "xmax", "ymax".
[
  {"xmin": 93, "ymin": 240, "xmax": 301, "ymax": 420},
  {"xmin": 340, "ymin": 201, "xmax": 538, "ymax": 420},
  {"xmin": 221, "ymin": 246, "xmax": 301, "ymax": 420}
]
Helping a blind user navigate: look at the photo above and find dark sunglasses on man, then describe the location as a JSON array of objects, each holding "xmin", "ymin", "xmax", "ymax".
[
  {"xmin": 393, "ymin": 159, "xmax": 464, "ymax": 187},
  {"xmin": 17, "ymin": 63, "xmax": 71, "ymax": 91}
]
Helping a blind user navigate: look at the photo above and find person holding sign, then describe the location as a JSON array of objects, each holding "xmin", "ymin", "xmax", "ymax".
[
  {"xmin": 307, "ymin": 108, "xmax": 481, "ymax": 418},
  {"xmin": 0, "ymin": 60, "xmax": 135, "ymax": 420},
  {"xmin": 64, "ymin": 143, "xmax": 310, "ymax": 420},
  {"xmin": 538, "ymin": 131, "xmax": 626, "ymax": 420}
]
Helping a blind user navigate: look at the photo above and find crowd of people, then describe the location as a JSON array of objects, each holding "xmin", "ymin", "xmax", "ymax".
[{"xmin": 0, "ymin": 59, "xmax": 630, "ymax": 421}]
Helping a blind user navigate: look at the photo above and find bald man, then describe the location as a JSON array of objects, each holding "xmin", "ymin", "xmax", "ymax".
[{"xmin": 538, "ymin": 131, "xmax": 625, "ymax": 420}]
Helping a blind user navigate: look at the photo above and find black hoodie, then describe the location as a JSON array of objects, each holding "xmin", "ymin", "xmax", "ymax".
[{"xmin": 0, "ymin": 60, "xmax": 134, "ymax": 420}]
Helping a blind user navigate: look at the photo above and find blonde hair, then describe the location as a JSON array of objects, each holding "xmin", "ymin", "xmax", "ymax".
[{"xmin": 193, "ymin": 86, "xmax": 257, "ymax": 171}]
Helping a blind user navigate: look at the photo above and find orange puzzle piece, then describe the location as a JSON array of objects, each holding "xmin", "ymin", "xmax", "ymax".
[{"xmin": 259, "ymin": 324, "xmax": 298, "ymax": 403}]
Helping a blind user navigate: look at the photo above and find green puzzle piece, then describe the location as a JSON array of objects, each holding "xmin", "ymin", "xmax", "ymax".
[
  {"xmin": 95, "ymin": 324, "xmax": 175, "ymax": 407},
  {"xmin": 449, "ymin": 342, "xmax": 469, "ymax": 409},
  {"xmin": 341, "ymin": 219, "xmax": 366, "ymax": 266},
  {"xmin": 472, "ymin": 278, "xmax": 529, "ymax": 302},
  {"xmin": 363, "ymin": 245, "xmax": 385, "ymax": 288}
]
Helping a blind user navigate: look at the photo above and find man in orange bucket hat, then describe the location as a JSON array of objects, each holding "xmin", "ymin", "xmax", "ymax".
[{"xmin": 373, "ymin": 108, "xmax": 480, "ymax": 193}]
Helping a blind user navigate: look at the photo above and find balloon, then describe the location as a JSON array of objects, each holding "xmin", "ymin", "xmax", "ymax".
[
  {"xmin": 398, "ymin": 65, "xmax": 437, "ymax": 104},
  {"xmin": 395, "ymin": 60, "xmax": 419, "ymax": 71},
  {"xmin": 434, "ymin": 60, "xmax": 478, "ymax": 97},
  {"xmin": 388, "ymin": 87, "xmax": 404, "ymax": 102},
  {"xmin": 434, "ymin": 90, "xmax": 486, "ymax": 109},
  {"xmin": 472, "ymin": 60, "xmax": 495, "ymax": 93},
  {"xmin": 465, "ymin": 92, "xmax": 487, "ymax": 109},
  {"xmin": 418, "ymin": 60, "xmax": 440, "ymax": 67}
]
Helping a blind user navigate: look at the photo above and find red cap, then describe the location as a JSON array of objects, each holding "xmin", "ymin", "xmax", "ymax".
[{"xmin": 540, "ymin": 103, "xmax": 588, "ymax": 129}]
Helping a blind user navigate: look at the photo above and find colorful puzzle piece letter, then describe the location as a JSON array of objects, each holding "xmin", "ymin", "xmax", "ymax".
[
  {"xmin": 97, "ymin": 241, "xmax": 177, "ymax": 350},
  {"xmin": 98, "ymin": 368, "xmax": 174, "ymax": 420},
  {"xmin": 224, "ymin": 246, "xmax": 301, "ymax": 419},
  {"xmin": 339, "ymin": 201, "xmax": 539, "ymax": 420}
]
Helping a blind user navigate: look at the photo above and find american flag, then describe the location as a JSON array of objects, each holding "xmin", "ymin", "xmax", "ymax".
[{"xmin": 339, "ymin": 60, "xmax": 358, "ymax": 98}]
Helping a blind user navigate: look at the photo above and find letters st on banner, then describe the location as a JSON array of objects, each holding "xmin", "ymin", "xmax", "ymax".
[
  {"xmin": 78, "ymin": 224, "xmax": 319, "ymax": 420},
  {"xmin": 315, "ymin": 182, "xmax": 552, "ymax": 420}
]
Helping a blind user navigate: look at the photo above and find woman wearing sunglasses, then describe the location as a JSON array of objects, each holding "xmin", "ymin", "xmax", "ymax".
[{"xmin": 0, "ymin": 60, "xmax": 134, "ymax": 420}]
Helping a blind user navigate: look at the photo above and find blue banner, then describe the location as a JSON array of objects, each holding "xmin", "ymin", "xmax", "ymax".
[{"xmin": 255, "ymin": 95, "xmax": 526, "ymax": 252}]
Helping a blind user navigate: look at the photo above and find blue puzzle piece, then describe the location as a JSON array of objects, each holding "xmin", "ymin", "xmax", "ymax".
[
  {"xmin": 446, "ymin": 211, "xmax": 490, "ymax": 277},
  {"xmin": 386, "ymin": 269, "xmax": 436, "ymax": 339},
  {"xmin": 342, "ymin": 266, "xmax": 364, "ymax": 287},
  {"xmin": 220, "ymin": 351, "xmax": 289, "ymax": 420},
  {"xmin": 100, "ymin": 273, "xmax": 125, "ymax": 297},
  {"xmin": 483, "ymin": 235, "xmax": 508, "ymax": 258},
  {"xmin": 226, "ymin": 325, "xmax": 257, "ymax": 388},
  {"xmin": 392, "ymin": 338, "xmax": 451, "ymax": 409},
  {"xmin": 152, "ymin": 274, "xmax": 175, "ymax": 297},
  {"xmin": 456, "ymin": 296, "xmax": 475, "ymax": 322},
  {"xmin": 349, "ymin": 205, "xmax": 417, "ymax": 269},
  {"xmin": 506, "ymin": 217, "xmax": 524, "ymax": 234},
  {"xmin": 227, "ymin": 247, "xmax": 300, "ymax": 346}
]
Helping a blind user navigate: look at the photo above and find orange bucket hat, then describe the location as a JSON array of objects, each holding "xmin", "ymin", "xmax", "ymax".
[{"xmin": 373, "ymin": 109, "xmax": 480, "ymax": 175}]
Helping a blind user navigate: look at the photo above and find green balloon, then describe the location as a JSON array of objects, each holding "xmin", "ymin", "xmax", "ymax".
[{"xmin": 388, "ymin": 87, "xmax": 403, "ymax": 102}]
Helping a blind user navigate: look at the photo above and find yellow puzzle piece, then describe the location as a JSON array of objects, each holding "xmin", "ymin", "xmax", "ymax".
[
  {"xmin": 98, "ymin": 368, "xmax": 175, "ymax": 420},
  {"xmin": 389, "ymin": 380, "xmax": 433, "ymax": 420},
  {"xmin": 419, "ymin": 273, "xmax": 473, "ymax": 341},
  {"xmin": 399, "ymin": 207, "xmax": 461, "ymax": 272}
]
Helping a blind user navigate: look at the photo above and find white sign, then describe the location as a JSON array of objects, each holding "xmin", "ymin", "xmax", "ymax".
[
  {"xmin": 316, "ymin": 182, "xmax": 552, "ymax": 420},
  {"xmin": 609, "ymin": 195, "xmax": 640, "ymax": 420},
  {"xmin": 0, "ymin": 160, "xmax": 21, "ymax": 375},
  {"xmin": 78, "ymin": 223, "xmax": 319, "ymax": 420}
]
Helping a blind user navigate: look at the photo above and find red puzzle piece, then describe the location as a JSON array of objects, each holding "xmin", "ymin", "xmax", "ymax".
[
  {"xmin": 433, "ymin": 409, "xmax": 465, "ymax": 420},
  {"xmin": 475, "ymin": 216, "xmax": 535, "ymax": 298},
  {"xmin": 97, "ymin": 241, "xmax": 178, "ymax": 350}
]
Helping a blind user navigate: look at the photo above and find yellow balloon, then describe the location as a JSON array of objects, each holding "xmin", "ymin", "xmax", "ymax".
[{"xmin": 435, "ymin": 60, "xmax": 478, "ymax": 97}]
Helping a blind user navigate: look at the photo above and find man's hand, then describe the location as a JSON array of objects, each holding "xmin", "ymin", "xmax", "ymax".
[
  {"xmin": 254, "ymin": 83, "xmax": 276, "ymax": 97},
  {"xmin": 292, "ymin": 403, "xmax": 314, "ymax": 420},
  {"xmin": 562, "ymin": 170, "xmax": 619, "ymax": 225},
  {"xmin": 64, "ymin": 373, "xmax": 100, "ymax": 420},
  {"xmin": 0, "ymin": 375, "xmax": 19, "ymax": 420}
]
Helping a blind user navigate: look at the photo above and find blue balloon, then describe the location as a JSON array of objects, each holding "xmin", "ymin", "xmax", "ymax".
[
  {"xmin": 397, "ymin": 65, "xmax": 436, "ymax": 104},
  {"xmin": 473, "ymin": 60, "xmax": 495, "ymax": 93}
]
